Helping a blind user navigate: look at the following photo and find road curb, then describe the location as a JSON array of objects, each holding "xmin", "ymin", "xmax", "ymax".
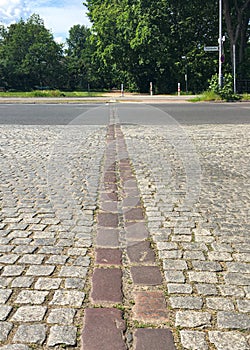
[{"xmin": 0, "ymin": 95, "xmax": 196, "ymax": 104}]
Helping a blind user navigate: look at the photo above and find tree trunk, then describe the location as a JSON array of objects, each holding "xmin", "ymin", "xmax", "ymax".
[{"xmin": 223, "ymin": 0, "xmax": 250, "ymax": 67}]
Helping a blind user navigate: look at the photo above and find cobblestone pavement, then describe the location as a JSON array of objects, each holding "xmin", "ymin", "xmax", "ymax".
[
  {"xmin": 123, "ymin": 120, "xmax": 250, "ymax": 350},
  {"xmin": 0, "ymin": 104, "xmax": 250, "ymax": 350},
  {"xmin": 0, "ymin": 124, "xmax": 106, "ymax": 349}
]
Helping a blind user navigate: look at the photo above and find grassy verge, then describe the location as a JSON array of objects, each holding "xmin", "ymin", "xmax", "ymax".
[
  {"xmin": 242, "ymin": 93, "xmax": 250, "ymax": 101},
  {"xmin": 190, "ymin": 91, "xmax": 222, "ymax": 102},
  {"xmin": 0, "ymin": 90, "xmax": 105, "ymax": 98},
  {"xmin": 190, "ymin": 91, "xmax": 250, "ymax": 102}
]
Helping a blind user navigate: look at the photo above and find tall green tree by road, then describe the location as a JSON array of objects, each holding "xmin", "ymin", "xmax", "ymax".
[
  {"xmin": 84, "ymin": 0, "xmax": 249, "ymax": 92},
  {"xmin": 167, "ymin": 0, "xmax": 219, "ymax": 92},
  {"xmin": 223, "ymin": 0, "xmax": 250, "ymax": 77},
  {"xmin": 85, "ymin": 0, "xmax": 175, "ymax": 92},
  {"xmin": 84, "ymin": 0, "xmax": 220, "ymax": 92},
  {"xmin": 65, "ymin": 24, "xmax": 92, "ymax": 90},
  {"xmin": 0, "ymin": 14, "xmax": 64, "ymax": 90}
]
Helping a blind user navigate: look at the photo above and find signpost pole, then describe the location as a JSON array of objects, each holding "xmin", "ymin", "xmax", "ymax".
[
  {"xmin": 233, "ymin": 44, "xmax": 236, "ymax": 93},
  {"xmin": 219, "ymin": 0, "xmax": 223, "ymax": 87}
]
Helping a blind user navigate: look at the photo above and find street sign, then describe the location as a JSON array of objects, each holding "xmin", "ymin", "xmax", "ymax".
[{"xmin": 204, "ymin": 46, "xmax": 219, "ymax": 52}]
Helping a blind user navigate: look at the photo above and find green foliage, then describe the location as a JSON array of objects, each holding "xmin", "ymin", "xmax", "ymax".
[
  {"xmin": 31, "ymin": 90, "xmax": 65, "ymax": 97},
  {"xmin": 65, "ymin": 25, "xmax": 92, "ymax": 90},
  {"xmin": 208, "ymin": 73, "xmax": 241, "ymax": 101},
  {"xmin": 242, "ymin": 93, "xmax": 250, "ymax": 101},
  {"xmin": 0, "ymin": 14, "xmax": 64, "ymax": 90},
  {"xmin": 84, "ymin": 0, "xmax": 223, "ymax": 93},
  {"xmin": 0, "ymin": 90, "xmax": 105, "ymax": 97},
  {"xmin": 192, "ymin": 90, "xmax": 222, "ymax": 102},
  {"xmin": 0, "ymin": 1, "xmax": 249, "ymax": 93}
]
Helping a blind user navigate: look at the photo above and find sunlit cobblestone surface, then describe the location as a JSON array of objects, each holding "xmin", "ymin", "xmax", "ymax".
[
  {"xmin": 123, "ymin": 124, "xmax": 250, "ymax": 350},
  {"xmin": 0, "ymin": 119, "xmax": 249, "ymax": 349},
  {"xmin": 0, "ymin": 125, "xmax": 106, "ymax": 349}
]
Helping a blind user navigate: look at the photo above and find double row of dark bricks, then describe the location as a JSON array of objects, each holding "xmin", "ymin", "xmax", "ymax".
[{"xmin": 81, "ymin": 123, "xmax": 176, "ymax": 349}]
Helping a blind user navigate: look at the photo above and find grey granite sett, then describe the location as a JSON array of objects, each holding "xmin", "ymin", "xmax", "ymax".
[
  {"xmin": 49, "ymin": 290, "xmax": 85, "ymax": 307},
  {"xmin": 11, "ymin": 306, "xmax": 47, "ymax": 322},
  {"xmin": 0, "ymin": 277, "xmax": 13, "ymax": 288},
  {"xmin": 224, "ymin": 272, "xmax": 250, "ymax": 286},
  {"xmin": 218, "ymin": 285, "xmax": 245, "ymax": 297},
  {"xmin": 11, "ymin": 277, "xmax": 34, "ymax": 288},
  {"xmin": 163, "ymin": 259, "xmax": 187, "ymax": 270},
  {"xmin": 65, "ymin": 278, "xmax": 85, "ymax": 289},
  {"xmin": 47, "ymin": 308, "xmax": 76, "ymax": 324},
  {"xmin": 59, "ymin": 266, "xmax": 88, "ymax": 278},
  {"xmin": 47, "ymin": 325, "xmax": 77, "ymax": 346},
  {"xmin": 208, "ymin": 251, "xmax": 233, "ymax": 261},
  {"xmin": 180, "ymin": 330, "xmax": 208, "ymax": 350},
  {"xmin": 156, "ymin": 242, "xmax": 178, "ymax": 250},
  {"xmin": 195, "ymin": 283, "xmax": 219, "ymax": 295},
  {"xmin": 0, "ymin": 289, "xmax": 12, "ymax": 303},
  {"xmin": 188, "ymin": 271, "xmax": 218, "ymax": 283},
  {"xmin": 34, "ymin": 277, "xmax": 62, "ymax": 290},
  {"xmin": 38, "ymin": 246, "xmax": 63, "ymax": 254},
  {"xmin": 0, "ymin": 345, "xmax": 30, "ymax": 350},
  {"xmin": 170, "ymin": 296, "xmax": 203, "ymax": 309},
  {"xmin": 15, "ymin": 290, "xmax": 49, "ymax": 304},
  {"xmin": 45, "ymin": 255, "xmax": 68, "ymax": 264},
  {"xmin": 0, "ymin": 255, "xmax": 19, "ymax": 264},
  {"xmin": 18, "ymin": 254, "xmax": 45, "ymax": 265},
  {"xmin": 13, "ymin": 324, "xmax": 46, "ymax": 344},
  {"xmin": 0, "ymin": 322, "xmax": 13, "ymax": 342},
  {"xmin": 184, "ymin": 251, "xmax": 206, "ymax": 260},
  {"xmin": 25, "ymin": 265, "xmax": 55, "ymax": 276},
  {"xmin": 217, "ymin": 311, "xmax": 250, "ymax": 329},
  {"xmin": 12, "ymin": 246, "xmax": 36, "ymax": 254},
  {"xmin": 206, "ymin": 297, "xmax": 235, "ymax": 311},
  {"xmin": 164, "ymin": 271, "xmax": 185, "ymax": 283},
  {"xmin": 67, "ymin": 247, "xmax": 88, "ymax": 256},
  {"xmin": 73, "ymin": 256, "xmax": 90, "ymax": 266},
  {"xmin": 209, "ymin": 331, "xmax": 249, "ymax": 350},
  {"xmin": 237, "ymin": 299, "xmax": 250, "ymax": 313},
  {"xmin": 192, "ymin": 261, "xmax": 222, "ymax": 272},
  {"xmin": 159, "ymin": 249, "xmax": 183, "ymax": 259},
  {"xmin": 225, "ymin": 262, "xmax": 250, "ymax": 273},
  {"xmin": 0, "ymin": 305, "xmax": 12, "ymax": 321},
  {"xmin": 167, "ymin": 283, "xmax": 193, "ymax": 294},
  {"xmin": 172, "ymin": 235, "xmax": 192, "ymax": 242},
  {"xmin": 176, "ymin": 311, "xmax": 212, "ymax": 328},
  {"xmin": 233, "ymin": 253, "xmax": 250, "ymax": 262}
]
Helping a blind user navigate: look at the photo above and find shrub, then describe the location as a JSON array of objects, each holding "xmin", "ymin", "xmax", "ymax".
[
  {"xmin": 32, "ymin": 90, "xmax": 65, "ymax": 97},
  {"xmin": 208, "ymin": 73, "xmax": 240, "ymax": 101}
]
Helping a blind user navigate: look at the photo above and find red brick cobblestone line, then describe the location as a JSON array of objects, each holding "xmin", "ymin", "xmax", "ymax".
[{"xmin": 81, "ymin": 120, "xmax": 176, "ymax": 349}]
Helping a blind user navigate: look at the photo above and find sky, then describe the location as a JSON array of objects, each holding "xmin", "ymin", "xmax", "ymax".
[{"xmin": 0, "ymin": 0, "xmax": 91, "ymax": 43}]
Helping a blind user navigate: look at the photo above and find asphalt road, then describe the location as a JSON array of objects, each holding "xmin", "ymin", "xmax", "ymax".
[{"xmin": 0, "ymin": 102, "xmax": 249, "ymax": 125}]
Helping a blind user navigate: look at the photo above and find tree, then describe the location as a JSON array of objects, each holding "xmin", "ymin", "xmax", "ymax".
[
  {"xmin": 223, "ymin": 0, "xmax": 250, "ymax": 77},
  {"xmin": 85, "ymin": 0, "xmax": 175, "ymax": 92},
  {"xmin": 85, "ymin": 0, "xmax": 220, "ymax": 92},
  {"xmin": 0, "ymin": 14, "xmax": 64, "ymax": 90},
  {"xmin": 65, "ymin": 25, "xmax": 92, "ymax": 90},
  {"xmin": 84, "ymin": 0, "xmax": 130, "ymax": 89}
]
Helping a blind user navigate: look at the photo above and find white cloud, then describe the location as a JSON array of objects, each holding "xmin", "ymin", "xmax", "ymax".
[
  {"xmin": 0, "ymin": 0, "xmax": 90, "ymax": 41},
  {"xmin": 0, "ymin": 0, "xmax": 31, "ymax": 23},
  {"xmin": 34, "ymin": 5, "xmax": 90, "ymax": 38}
]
